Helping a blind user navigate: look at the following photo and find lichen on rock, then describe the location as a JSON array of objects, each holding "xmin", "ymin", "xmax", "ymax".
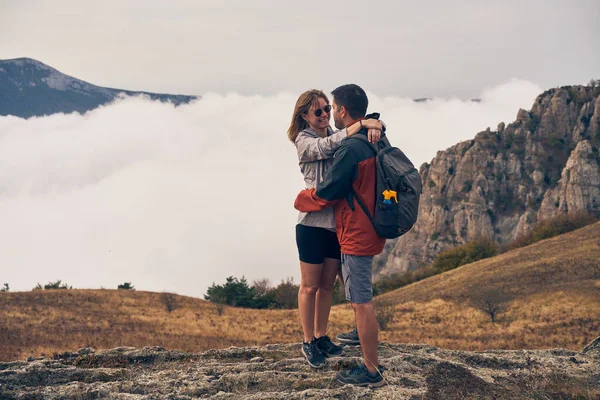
[{"xmin": 1, "ymin": 340, "xmax": 599, "ymax": 399}]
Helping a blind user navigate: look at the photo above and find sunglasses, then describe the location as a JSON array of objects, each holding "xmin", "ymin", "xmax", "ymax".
[{"xmin": 314, "ymin": 104, "xmax": 332, "ymax": 117}]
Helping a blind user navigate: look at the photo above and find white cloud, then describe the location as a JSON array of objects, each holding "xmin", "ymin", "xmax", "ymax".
[{"xmin": 0, "ymin": 80, "xmax": 542, "ymax": 297}]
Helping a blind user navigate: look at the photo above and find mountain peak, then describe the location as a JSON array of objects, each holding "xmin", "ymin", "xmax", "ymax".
[
  {"xmin": 0, "ymin": 58, "xmax": 198, "ymax": 118},
  {"xmin": 0, "ymin": 57, "xmax": 58, "ymax": 74},
  {"xmin": 2, "ymin": 57, "xmax": 50, "ymax": 64}
]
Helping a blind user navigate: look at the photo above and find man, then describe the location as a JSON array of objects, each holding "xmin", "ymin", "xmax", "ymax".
[{"xmin": 294, "ymin": 84, "xmax": 386, "ymax": 387}]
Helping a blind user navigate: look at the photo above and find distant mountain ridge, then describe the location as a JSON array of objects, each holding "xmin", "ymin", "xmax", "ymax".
[{"xmin": 0, "ymin": 58, "xmax": 197, "ymax": 118}]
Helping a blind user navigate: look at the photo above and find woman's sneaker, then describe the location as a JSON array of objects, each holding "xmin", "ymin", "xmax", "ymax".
[
  {"xmin": 336, "ymin": 364, "xmax": 384, "ymax": 387},
  {"xmin": 301, "ymin": 339, "xmax": 327, "ymax": 369},
  {"xmin": 315, "ymin": 335, "xmax": 344, "ymax": 357},
  {"xmin": 336, "ymin": 327, "xmax": 360, "ymax": 345}
]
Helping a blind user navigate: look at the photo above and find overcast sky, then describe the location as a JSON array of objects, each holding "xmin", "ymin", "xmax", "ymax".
[
  {"xmin": 1, "ymin": 0, "xmax": 599, "ymax": 97},
  {"xmin": 0, "ymin": 1, "xmax": 598, "ymax": 296}
]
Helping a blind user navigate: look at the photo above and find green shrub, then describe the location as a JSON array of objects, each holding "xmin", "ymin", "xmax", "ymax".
[
  {"xmin": 506, "ymin": 212, "xmax": 598, "ymax": 251},
  {"xmin": 33, "ymin": 280, "xmax": 72, "ymax": 290},
  {"xmin": 524, "ymin": 113, "xmax": 540, "ymax": 132},
  {"xmin": 580, "ymin": 114, "xmax": 591, "ymax": 129},
  {"xmin": 249, "ymin": 278, "xmax": 277, "ymax": 309},
  {"xmin": 433, "ymin": 247, "xmax": 466, "ymax": 273},
  {"xmin": 204, "ymin": 276, "xmax": 299, "ymax": 309},
  {"xmin": 566, "ymin": 86, "xmax": 600, "ymax": 104},
  {"xmin": 433, "ymin": 237, "xmax": 498, "ymax": 273},
  {"xmin": 204, "ymin": 276, "xmax": 256, "ymax": 308},
  {"xmin": 486, "ymin": 209, "xmax": 496, "ymax": 224},
  {"xmin": 117, "ymin": 282, "xmax": 135, "ymax": 290}
]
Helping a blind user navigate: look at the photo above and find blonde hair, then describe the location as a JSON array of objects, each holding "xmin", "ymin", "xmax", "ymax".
[{"xmin": 287, "ymin": 89, "xmax": 329, "ymax": 143}]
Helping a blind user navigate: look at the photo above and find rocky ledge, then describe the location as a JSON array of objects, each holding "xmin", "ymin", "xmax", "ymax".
[{"xmin": 1, "ymin": 338, "xmax": 599, "ymax": 399}]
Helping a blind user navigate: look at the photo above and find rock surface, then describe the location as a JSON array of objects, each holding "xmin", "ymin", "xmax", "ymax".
[
  {"xmin": 376, "ymin": 85, "xmax": 600, "ymax": 277},
  {"xmin": 1, "ymin": 339, "xmax": 599, "ymax": 399}
]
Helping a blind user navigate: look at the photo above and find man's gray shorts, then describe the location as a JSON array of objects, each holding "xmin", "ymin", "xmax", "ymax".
[{"xmin": 341, "ymin": 253, "xmax": 374, "ymax": 304}]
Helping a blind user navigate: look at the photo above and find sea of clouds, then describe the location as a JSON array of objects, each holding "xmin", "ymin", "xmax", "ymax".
[{"xmin": 0, "ymin": 79, "xmax": 541, "ymax": 297}]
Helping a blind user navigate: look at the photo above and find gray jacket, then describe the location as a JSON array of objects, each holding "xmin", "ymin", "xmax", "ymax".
[{"xmin": 294, "ymin": 126, "xmax": 348, "ymax": 231}]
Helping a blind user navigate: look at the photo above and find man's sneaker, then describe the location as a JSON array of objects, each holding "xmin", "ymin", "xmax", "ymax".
[
  {"xmin": 301, "ymin": 340, "xmax": 327, "ymax": 369},
  {"xmin": 315, "ymin": 335, "xmax": 344, "ymax": 357},
  {"xmin": 336, "ymin": 327, "xmax": 360, "ymax": 345},
  {"xmin": 336, "ymin": 364, "xmax": 384, "ymax": 387}
]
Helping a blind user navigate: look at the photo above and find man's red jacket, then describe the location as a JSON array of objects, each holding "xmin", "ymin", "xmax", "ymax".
[{"xmin": 294, "ymin": 129, "xmax": 386, "ymax": 256}]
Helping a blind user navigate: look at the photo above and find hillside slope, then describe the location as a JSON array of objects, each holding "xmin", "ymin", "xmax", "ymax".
[
  {"xmin": 1, "ymin": 223, "xmax": 599, "ymax": 362},
  {"xmin": 376, "ymin": 222, "xmax": 600, "ymax": 350}
]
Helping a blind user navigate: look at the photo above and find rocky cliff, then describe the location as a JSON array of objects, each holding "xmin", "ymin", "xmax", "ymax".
[
  {"xmin": 0, "ymin": 58, "xmax": 197, "ymax": 118},
  {"xmin": 1, "ymin": 338, "xmax": 599, "ymax": 399},
  {"xmin": 376, "ymin": 85, "xmax": 600, "ymax": 277}
]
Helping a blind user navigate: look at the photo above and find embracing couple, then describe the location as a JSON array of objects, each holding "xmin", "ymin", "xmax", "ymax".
[{"xmin": 288, "ymin": 84, "xmax": 388, "ymax": 387}]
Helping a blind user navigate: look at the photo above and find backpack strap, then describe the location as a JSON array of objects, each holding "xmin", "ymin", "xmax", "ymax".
[
  {"xmin": 350, "ymin": 186, "xmax": 374, "ymax": 222},
  {"xmin": 346, "ymin": 134, "xmax": 379, "ymax": 222},
  {"xmin": 348, "ymin": 134, "xmax": 379, "ymax": 156}
]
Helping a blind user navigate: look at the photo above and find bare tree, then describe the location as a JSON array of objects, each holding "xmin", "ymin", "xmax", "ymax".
[
  {"xmin": 251, "ymin": 278, "xmax": 271, "ymax": 297},
  {"xmin": 160, "ymin": 292, "xmax": 179, "ymax": 313},
  {"xmin": 213, "ymin": 294, "xmax": 226, "ymax": 316},
  {"xmin": 470, "ymin": 287, "xmax": 510, "ymax": 323},
  {"xmin": 374, "ymin": 299, "xmax": 396, "ymax": 330},
  {"xmin": 274, "ymin": 277, "xmax": 298, "ymax": 309}
]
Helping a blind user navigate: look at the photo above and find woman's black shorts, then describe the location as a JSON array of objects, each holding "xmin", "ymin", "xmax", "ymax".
[{"xmin": 295, "ymin": 224, "xmax": 341, "ymax": 264}]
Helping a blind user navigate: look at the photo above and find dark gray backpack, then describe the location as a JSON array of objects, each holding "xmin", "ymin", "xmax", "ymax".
[{"xmin": 350, "ymin": 135, "xmax": 422, "ymax": 239}]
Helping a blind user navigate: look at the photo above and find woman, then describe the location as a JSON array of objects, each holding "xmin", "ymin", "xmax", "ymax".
[{"xmin": 287, "ymin": 89, "xmax": 383, "ymax": 368}]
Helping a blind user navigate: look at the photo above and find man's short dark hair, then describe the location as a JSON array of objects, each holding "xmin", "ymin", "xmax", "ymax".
[{"xmin": 331, "ymin": 84, "xmax": 368, "ymax": 119}]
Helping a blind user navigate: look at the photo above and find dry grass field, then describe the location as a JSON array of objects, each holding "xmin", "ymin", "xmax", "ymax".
[{"xmin": 1, "ymin": 222, "xmax": 599, "ymax": 362}]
